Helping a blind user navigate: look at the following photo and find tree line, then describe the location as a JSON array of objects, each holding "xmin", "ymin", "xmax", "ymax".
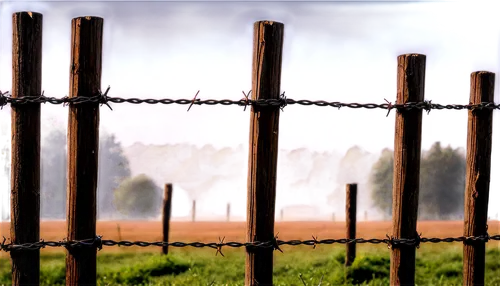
[
  {"xmin": 370, "ymin": 141, "xmax": 466, "ymax": 220},
  {"xmin": 39, "ymin": 128, "xmax": 162, "ymax": 220},
  {"xmin": 3, "ymin": 134, "xmax": 467, "ymax": 221}
]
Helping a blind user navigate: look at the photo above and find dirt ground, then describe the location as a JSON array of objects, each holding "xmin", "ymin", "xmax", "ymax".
[{"xmin": 1, "ymin": 220, "xmax": 499, "ymax": 255}]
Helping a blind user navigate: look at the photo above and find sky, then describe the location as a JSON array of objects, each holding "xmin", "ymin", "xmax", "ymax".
[{"xmin": 1, "ymin": 0, "xmax": 500, "ymax": 219}]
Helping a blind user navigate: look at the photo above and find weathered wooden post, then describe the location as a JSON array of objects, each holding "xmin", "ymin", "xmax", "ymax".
[
  {"xmin": 10, "ymin": 11, "xmax": 43, "ymax": 286},
  {"xmin": 66, "ymin": 16, "xmax": 103, "ymax": 286},
  {"xmin": 345, "ymin": 183, "xmax": 357, "ymax": 266},
  {"xmin": 463, "ymin": 71, "xmax": 495, "ymax": 286},
  {"xmin": 390, "ymin": 54, "xmax": 426, "ymax": 286},
  {"xmin": 245, "ymin": 20, "xmax": 284, "ymax": 286},
  {"xmin": 162, "ymin": 183, "xmax": 173, "ymax": 255}
]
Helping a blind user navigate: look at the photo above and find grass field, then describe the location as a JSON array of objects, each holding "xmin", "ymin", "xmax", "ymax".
[{"xmin": 1, "ymin": 220, "xmax": 499, "ymax": 285}]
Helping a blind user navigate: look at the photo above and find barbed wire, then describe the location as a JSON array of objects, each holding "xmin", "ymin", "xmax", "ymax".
[
  {"xmin": 1, "ymin": 234, "xmax": 498, "ymax": 255},
  {"xmin": 1, "ymin": 88, "xmax": 499, "ymax": 116}
]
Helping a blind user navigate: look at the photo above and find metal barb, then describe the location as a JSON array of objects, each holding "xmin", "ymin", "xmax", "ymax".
[{"xmin": 187, "ymin": 90, "xmax": 200, "ymax": 112}]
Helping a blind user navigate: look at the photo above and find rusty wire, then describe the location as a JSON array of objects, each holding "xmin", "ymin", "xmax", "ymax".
[
  {"xmin": 1, "ymin": 89, "xmax": 499, "ymax": 115},
  {"xmin": 1, "ymin": 234, "xmax": 498, "ymax": 256}
]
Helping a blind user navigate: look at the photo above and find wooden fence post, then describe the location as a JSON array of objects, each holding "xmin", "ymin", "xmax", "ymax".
[
  {"xmin": 463, "ymin": 71, "xmax": 495, "ymax": 286},
  {"xmin": 10, "ymin": 11, "xmax": 43, "ymax": 286},
  {"xmin": 245, "ymin": 20, "xmax": 284, "ymax": 286},
  {"xmin": 390, "ymin": 53, "xmax": 426, "ymax": 286},
  {"xmin": 227, "ymin": 203, "xmax": 230, "ymax": 222},
  {"xmin": 345, "ymin": 183, "xmax": 357, "ymax": 267},
  {"xmin": 66, "ymin": 16, "xmax": 103, "ymax": 286},
  {"xmin": 162, "ymin": 183, "xmax": 173, "ymax": 255},
  {"xmin": 192, "ymin": 200, "xmax": 196, "ymax": 222}
]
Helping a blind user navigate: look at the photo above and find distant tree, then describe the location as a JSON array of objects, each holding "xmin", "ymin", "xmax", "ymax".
[
  {"xmin": 369, "ymin": 142, "xmax": 466, "ymax": 220},
  {"xmin": 113, "ymin": 174, "xmax": 162, "ymax": 219},
  {"xmin": 97, "ymin": 133, "xmax": 132, "ymax": 219},
  {"xmin": 369, "ymin": 148, "xmax": 393, "ymax": 219},
  {"xmin": 419, "ymin": 142, "xmax": 465, "ymax": 219},
  {"xmin": 40, "ymin": 129, "xmax": 67, "ymax": 219}
]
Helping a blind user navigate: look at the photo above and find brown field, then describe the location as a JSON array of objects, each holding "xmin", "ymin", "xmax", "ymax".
[{"xmin": 1, "ymin": 220, "xmax": 499, "ymax": 256}]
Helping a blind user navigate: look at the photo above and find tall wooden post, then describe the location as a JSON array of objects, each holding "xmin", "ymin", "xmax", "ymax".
[
  {"xmin": 245, "ymin": 20, "xmax": 284, "ymax": 286},
  {"xmin": 10, "ymin": 11, "xmax": 43, "ymax": 286},
  {"xmin": 463, "ymin": 71, "xmax": 495, "ymax": 286},
  {"xmin": 66, "ymin": 16, "xmax": 103, "ymax": 286},
  {"xmin": 162, "ymin": 183, "xmax": 173, "ymax": 255},
  {"xmin": 390, "ymin": 54, "xmax": 426, "ymax": 286},
  {"xmin": 345, "ymin": 184, "xmax": 357, "ymax": 266}
]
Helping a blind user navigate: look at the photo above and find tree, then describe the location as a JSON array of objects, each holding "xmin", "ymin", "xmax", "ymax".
[
  {"xmin": 419, "ymin": 142, "xmax": 465, "ymax": 219},
  {"xmin": 40, "ymin": 129, "xmax": 67, "ymax": 219},
  {"xmin": 97, "ymin": 132, "xmax": 132, "ymax": 219},
  {"xmin": 39, "ymin": 128, "xmax": 131, "ymax": 220},
  {"xmin": 369, "ymin": 148, "xmax": 393, "ymax": 219},
  {"xmin": 113, "ymin": 174, "xmax": 162, "ymax": 219},
  {"xmin": 369, "ymin": 142, "xmax": 466, "ymax": 220}
]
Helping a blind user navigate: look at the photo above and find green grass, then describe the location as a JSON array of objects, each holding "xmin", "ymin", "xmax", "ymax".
[{"xmin": 2, "ymin": 244, "xmax": 500, "ymax": 285}]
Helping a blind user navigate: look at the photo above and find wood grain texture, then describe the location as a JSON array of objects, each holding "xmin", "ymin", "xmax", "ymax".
[
  {"xmin": 345, "ymin": 184, "xmax": 357, "ymax": 267},
  {"xmin": 66, "ymin": 16, "xmax": 103, "ymax": 286},
  {"xmin": 10, "ymin": 11, "xmax": 43, "ymax": 286},
  {"xmin": 463, "ymin": 71, "xmax": 495, "ymax": 286},
  {"xmin": 390, "ymin": 54, "xmax": 426, "ymax": 286},
  {"xmin": 245, "ymin": 20, "xmax": 284, "ymax": 286}
]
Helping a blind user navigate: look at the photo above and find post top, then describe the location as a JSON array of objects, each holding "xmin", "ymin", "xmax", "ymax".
[
  {"xmin": 472, "ymin": 71, "xmax": 495, "ymax": 76},
  {"xmin": 72, "ymin": 16, "xmax": 104, "ymax": 21},
  {"xmin": 398, "ymin": 53, "xmax": 426, "ymax": 58},
  {"xmin": 254, "ymin": 20, "xmax": 284, "ymax": 26},
  {"xmin": 13, "ymin": 11, "xmax": 42, "ymax": 18}
]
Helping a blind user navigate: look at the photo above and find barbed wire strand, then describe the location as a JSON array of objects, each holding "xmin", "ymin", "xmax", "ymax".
[
  {"xmin": 1, "ymin": 88, "xmax": 500, "ymax": 115},
  {"xmin": 1, "ymin": 234, "xmax": 498, "ymax": 256}
]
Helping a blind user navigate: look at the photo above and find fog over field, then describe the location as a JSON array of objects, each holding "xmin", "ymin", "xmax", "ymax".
[{"xmin": 1, "ymin": 1, "xmax": 500, "ymax": 222}]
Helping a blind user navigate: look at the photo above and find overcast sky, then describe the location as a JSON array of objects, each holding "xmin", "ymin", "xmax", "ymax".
[{"xmin": 1, "ymin": 0, "xmax": 500, "ymax": 218}]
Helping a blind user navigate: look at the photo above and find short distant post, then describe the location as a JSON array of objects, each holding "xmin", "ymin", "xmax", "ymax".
[
  {"xmin": 345, "ymin": 184, "xmax": 357, "ymax": 266},
  {"xmin": 226, "ymin": 203, "xmax": 230, "ymax": 222},
  {"xmin": 192, "ymin": 200, "xmax": 196, "ymax": 222},
  {"xmin": 162, "ymin": 183, "xmax": 172, "ymax": 255}
]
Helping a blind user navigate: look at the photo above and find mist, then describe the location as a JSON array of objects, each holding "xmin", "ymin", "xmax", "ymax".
[{"xmin": 1, "ymin": 1, "xmax": 500, "ymax": 220}]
